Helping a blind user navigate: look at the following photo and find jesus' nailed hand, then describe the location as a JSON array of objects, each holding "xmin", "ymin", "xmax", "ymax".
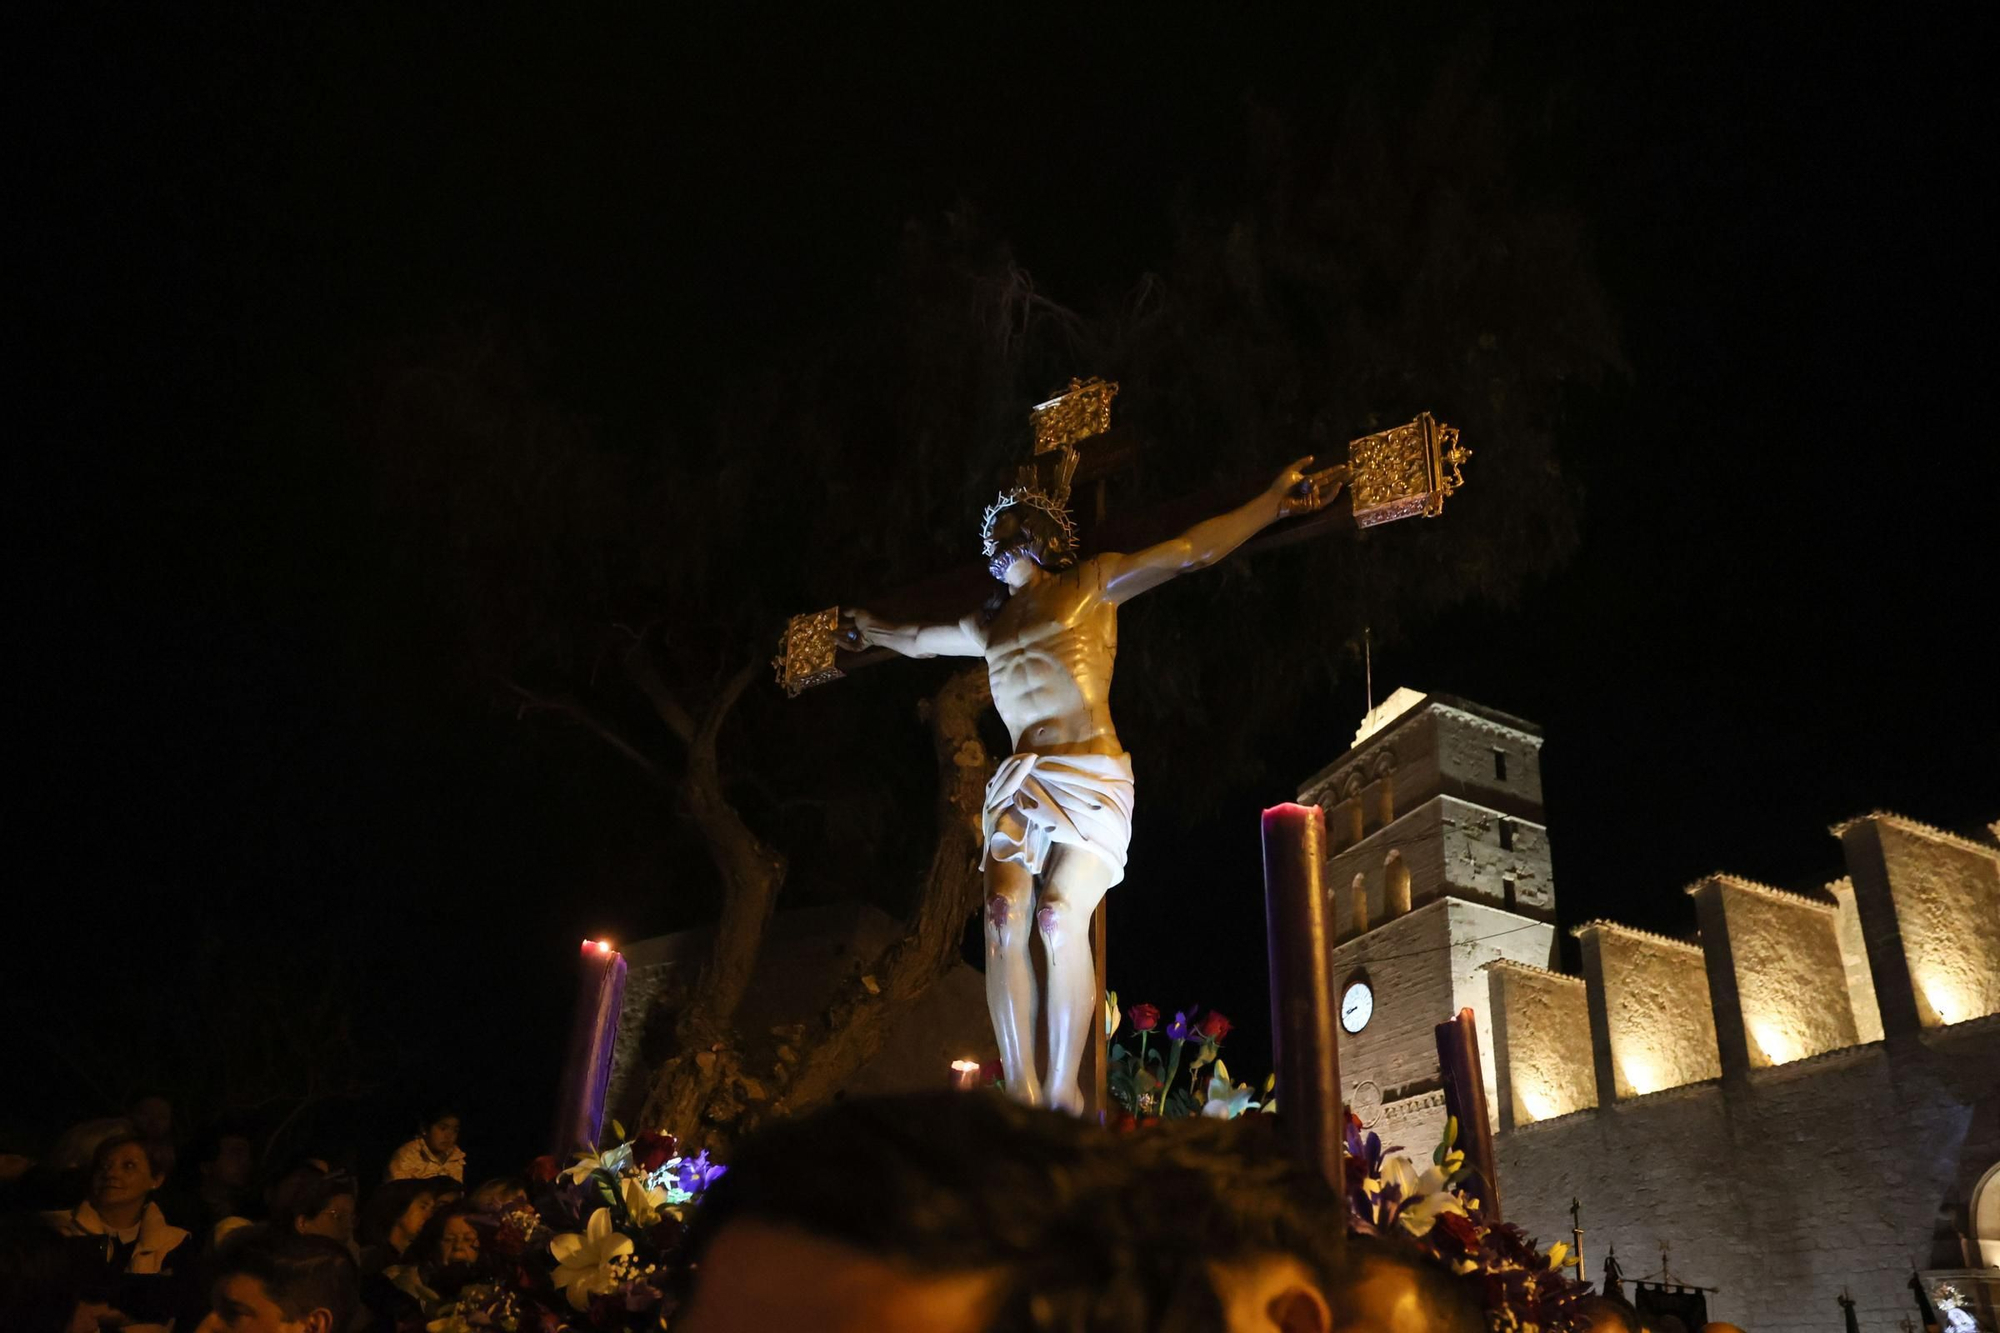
[{"xmin": 842, "ymin": 456, "xmax": 1338, "ymax": 1114}]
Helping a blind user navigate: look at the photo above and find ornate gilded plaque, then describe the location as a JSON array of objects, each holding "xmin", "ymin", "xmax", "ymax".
[
  {"xmin": 1030, "ymin": 377, "xmax": 1118, "ymax": 454},
  {"xmin": 772, "ymin": 607, "xmax": 845, "ymax": 697},
  {"xmin": 1346, "ymin": 413, "xmax": 1470, "ymax": 528}
]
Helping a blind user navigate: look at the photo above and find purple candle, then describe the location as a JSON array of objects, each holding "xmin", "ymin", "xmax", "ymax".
[{"xmin": 551, "ymin": 939, "xmax": 628, "ymax": 1156}]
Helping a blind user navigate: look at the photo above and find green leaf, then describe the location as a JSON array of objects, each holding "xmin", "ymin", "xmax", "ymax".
[{"xmin": 611, "ymin": 1119, "xmax": 626, "ymax": 1142}]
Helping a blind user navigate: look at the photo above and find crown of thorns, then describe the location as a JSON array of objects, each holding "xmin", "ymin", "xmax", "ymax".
[
  {"xmin": 979, "ymin": 486, "xmax": 1080, "ymax": 560},
  {"xmin": 981, "ymin": 441, "xmax": 1081, "ymax": 560}
]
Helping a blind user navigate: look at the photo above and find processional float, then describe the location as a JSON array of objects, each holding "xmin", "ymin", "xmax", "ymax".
[{"xmin": 775, "ymin": 379, "xmax": 1472, "ymax": 1187}]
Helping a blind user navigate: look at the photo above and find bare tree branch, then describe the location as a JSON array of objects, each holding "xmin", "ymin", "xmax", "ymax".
[
  {"xmin": 621, "ymin": 636, "xmax": 697, "ymax": 746},
  {"xmin": 501, "ymin": 678, "xmax": 666, "ymax": 783}
]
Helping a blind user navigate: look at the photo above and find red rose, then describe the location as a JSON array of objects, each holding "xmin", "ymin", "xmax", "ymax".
[
  {"xmin": 633, "ymin": 1130, "xmax": 680, "ymax": 1174},
  {"xmin": 1128, "ymin": 1003, "xmax": 1160, "ymax": 1032},
  {"xmin": 1197, "ymin": 1010, "xmax": 1232, "ymax": 1041},
  {"xmin": 980, "ymin": 1059, "xmax": 1005, "ymax": 1085},
  {"xmin": 1434, "ymin": 1210, "xmax": 1482, "ymax": 1250},
  {"xmin": 526, "ymin": 1154, "xmax": 559, "ymax": 1183}
]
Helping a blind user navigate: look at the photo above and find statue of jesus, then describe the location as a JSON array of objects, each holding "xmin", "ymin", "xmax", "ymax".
[{"xmin": 845, "ymin": 455, "xmax": 1339, "ymax": 1111}]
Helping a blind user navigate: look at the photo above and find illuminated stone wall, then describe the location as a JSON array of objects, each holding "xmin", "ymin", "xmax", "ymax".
[
  {"xmin": 1827, "ymin": 877, "xmax": 1885, "ymax": 1043},
  {"xmin": 1330, "ymin": 902, "xmax": 1454, "ymax": 1107},
  {"xmin": 1485, "ymin": 959, "xmax": 1595, "ymax": 1126},
  {"xmin": 1837, "ymin": 813, "xmax": 2000, "ymax": 1029},
  {"xmin": 1575, "ymin": 920, "xmax": 1721, "ymax": 1098},
  {"xmin": 1328, "ymin": 800, "xmax": 1451, "ymax": 939},
  {"xmin": 1687, "ymin": 874, "xmax": 1857, "ymax": 1070},
  {"xmin": 1439, "ymin": 797, "xmax": 1555, "ymax": 915},
  {"xmin": 1432, "ymin": 702, "xmax": 1545, "ymax": 813},
  {"xmin": 1498, "ymin": 1019, "xmax": 2000, "ymax": 1333}
]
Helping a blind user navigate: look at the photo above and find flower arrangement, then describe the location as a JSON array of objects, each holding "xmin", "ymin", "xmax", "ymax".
[
  {"xmin": 1345, "ymin": 1112, "xmax": 1591, "ymax": 1333},
  {"xmin": 384, "ymin": 1123, "xmax": 725, "ymax": 1333},
  {"xmin": 1104, "ymin": 990, "xmax": 1586, "ymax": 1332},
  {"xmin": 1104, "ymin": 990, "xmax": 1270, "ymax": 1125}
]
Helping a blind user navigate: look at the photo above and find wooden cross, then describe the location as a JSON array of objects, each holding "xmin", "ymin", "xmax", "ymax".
[{"xmin": 775, "ymin": 381, "xmax": 1470, "ymax": 1112}]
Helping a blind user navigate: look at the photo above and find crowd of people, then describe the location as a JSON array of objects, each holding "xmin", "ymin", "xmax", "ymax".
[
  {"xmin": 3, "ymin": 1089, "xmax": 1640, "ymax": 1333},
  {"xmin": 0, "ymin": 1099, "xmax": 504, "ymax": 1332}
]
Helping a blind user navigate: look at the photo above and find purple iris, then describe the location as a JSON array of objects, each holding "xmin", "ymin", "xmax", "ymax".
[
  {"xmin": 675, "ymin": 1149, "xmax": 728, "ymax": 1194},
  {"xmin": 1166, "ymin": 1011, "xmax": 1194, "ymax": 1042}
]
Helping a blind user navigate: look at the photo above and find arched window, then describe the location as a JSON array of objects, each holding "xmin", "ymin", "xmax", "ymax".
[
  {"xmin": 1377, "ymin": 774, "xmax": 1396, "ymax": 827},
  {"xmin": 1384, "ymin": 850, "xmax": 1412, "ymax": 918},
  {"xmin": 1973, "ymin": 1160, "xmax": 2000, "ymax": 1268},
  {"xmin": 1351, "ymin": 873, "xmax": 1370, "ymax": 936}
]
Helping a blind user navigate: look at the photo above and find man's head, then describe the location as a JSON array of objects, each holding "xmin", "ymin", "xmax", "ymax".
[
  {"xmin": 129, "ymin": 1095, "xmax": 174, "ymax": 1145},
  {"xmin": 982, "ymin": 498, "xmax": 1077, "ymax": 585},
  {"xmin": 197, "ymin": 1230, "xmax": 359, "ymax": 1333},
  {"xmin": 678, "ymin": 1092, "xmax": 1346, "ymax": 1333},
  {"xmin": 196, "ymin": 1127, "xmax": 256, "ymax": 1192}
]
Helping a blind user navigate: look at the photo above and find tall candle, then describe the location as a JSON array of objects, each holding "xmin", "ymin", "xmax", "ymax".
[
  {"xmin": 1434, "ymin": 1008, "xmax": 1501, "ymax": 1220},
  {"xmin": 551, "ymin": 939, "xmax": 628, "ymax": 1157},
  {"xmin": 1261, "ymin": 803, "xmax": 1344, "ymax": 1198}
]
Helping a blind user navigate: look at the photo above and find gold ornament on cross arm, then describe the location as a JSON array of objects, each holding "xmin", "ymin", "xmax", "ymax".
[
  {"xmin": 1343, "ymin": 412, "xmax": 1470, "ymax": 527},
  {"xmin": 772, "ymin": 606, "xmax": 846, "ymax": 698}
]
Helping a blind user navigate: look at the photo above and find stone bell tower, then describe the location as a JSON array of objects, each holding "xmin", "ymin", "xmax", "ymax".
[{"xmin": 1295, "ymin": 689, "xmax": 1558, "ymax": 1153}]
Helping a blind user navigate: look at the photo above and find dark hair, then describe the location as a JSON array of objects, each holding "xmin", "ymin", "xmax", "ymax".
[
  {"xmin": 188, "ymin": 1123, "xmax": 255, "ymax": 1170},
  {"xmin": 358, "ymin": 1177, "xmax": 447, "ymax": 1247},
  {"xmin": 684, "ymin": 1092, "xmax": 1350, "ymax": 1332},
  {"xmin": 986, "ymin": 503, "xmax": 1077, "ymax": 573},
  {"xmin": 88, "ymin": 1132, "xmax": 166, "ymax": 1183},
  {"xmin": 420, "ymin": 1106, "xmax": 461, "ymax": 1131},
  {"xmin": 212, "ymin": 1228, "xmax": 359, "ymax": 1331},
  {"xmin": 268, "ymin": 1165, "xmax": 358, "ymax": 1233}
]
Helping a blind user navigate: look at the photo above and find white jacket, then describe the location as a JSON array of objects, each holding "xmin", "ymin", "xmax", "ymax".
[
  {"xmin": 44, "ymin": 1200, "xmax": 192, "ymax": 1333},
  {"xmin": 385, "ymin": 1137, "xmax": 465, "ymax": 1182}
]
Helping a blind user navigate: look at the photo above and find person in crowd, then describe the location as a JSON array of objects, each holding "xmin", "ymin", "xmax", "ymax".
[
  {"xmin": 129, "ymin": 1097, "xmax": 177, "ymax": 1183},
  {"xmin": 195, "ymin": 1228, "xmax": 360, "ymax": 1333},
  {"xmin": 383, "ymin": 1109, "xmax": 464, "ymax": 1184},
  {"xmin": 42, "ymin": 1132, "xmax": 200, "ymax": 1333},
  {"xmin": 354, "ymin": 1178, "xmax": 445, "ymax": 1277},
  {"xmin": 466, "ymin": 1176, "xmax": 527, "ymax": 1212},
  {"xmin": 179, "ymin": 1127, "xmax": 257, "ymax": 1237},
  {"xmin": 402, "ymin": 1201, "xmax": 489, "ymax": 1301},
  {"xmin": 671, "ymin": 1090, "xmax": 1446, "ymax": 1333},
  {"xmin": 0, "ymin": 1211, "xmax": 118, "ymax": 1333},
  {"xmin": 268, "ymin": 1167, "xmax": 360, "ymax": 1252}
]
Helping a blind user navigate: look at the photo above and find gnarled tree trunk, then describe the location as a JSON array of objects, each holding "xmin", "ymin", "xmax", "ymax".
[{"xmin": 637, "ymin": 664, "xmax": 991, "ymax": 1147}]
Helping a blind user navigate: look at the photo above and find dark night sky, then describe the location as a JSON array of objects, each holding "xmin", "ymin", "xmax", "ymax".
[{"xmin": 11, "ymin": 6, "xmax": 1995, "ymax": 1166}]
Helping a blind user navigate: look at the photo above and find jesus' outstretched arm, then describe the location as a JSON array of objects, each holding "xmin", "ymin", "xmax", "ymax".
[
  {"xmin": 1098, "ymin": 455, "xmax": 1341, "ymax": 604},
  {"xmin": 840, "ymin": 609, "xmax": 985, "ymax": 659}
]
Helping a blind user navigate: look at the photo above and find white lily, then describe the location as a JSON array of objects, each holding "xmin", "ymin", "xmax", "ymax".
[
  {"xmin": 561, "ymin": 1143, "xmax": 633, "ymax": 1185},
  {"xmin": 621, "ymin": 1172, "xmax": 671, "ymax": 1228},
  {"xmin": 550, "ymin": 1207, "xmax": 634, "ymax": 1310},
  {"xmin": 1200, "ymin": 1061, "xmax": 1260, "ymax": 1119},
  {"xmin": 1380, "ymin": 1155, "xmax": 1468, "ymax": 1237}
]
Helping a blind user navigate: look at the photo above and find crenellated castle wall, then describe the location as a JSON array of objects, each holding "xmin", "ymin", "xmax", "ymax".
[
  {"xmin": 1485, "ymin": 811, "xmax": 2000, "ymax": 1333},
  {"xmin": 1573, "ymin": 919, "xmax": 1721, "ymax": 1099}
]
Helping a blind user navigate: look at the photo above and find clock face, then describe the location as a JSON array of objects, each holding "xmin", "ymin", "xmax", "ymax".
[{"xmin": 1341, "ymin": 980, "xmax": 1374, "ymax": 1033}]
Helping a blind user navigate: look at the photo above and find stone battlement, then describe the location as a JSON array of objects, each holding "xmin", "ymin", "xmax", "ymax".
[{"xmin": 1489, "ymin": 810, "xmax": 2000, "ymax": 1127}]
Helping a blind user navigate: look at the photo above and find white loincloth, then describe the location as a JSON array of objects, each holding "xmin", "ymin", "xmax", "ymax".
[{"xmin": 982, "ymin": 751, "xmax": 1136, "ymax": 886}]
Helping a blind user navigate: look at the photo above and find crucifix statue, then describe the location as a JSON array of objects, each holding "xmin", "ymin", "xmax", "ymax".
[{"xmin": 775, "ymin": 379, "xmax": 1469, "ymax": 1113}]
